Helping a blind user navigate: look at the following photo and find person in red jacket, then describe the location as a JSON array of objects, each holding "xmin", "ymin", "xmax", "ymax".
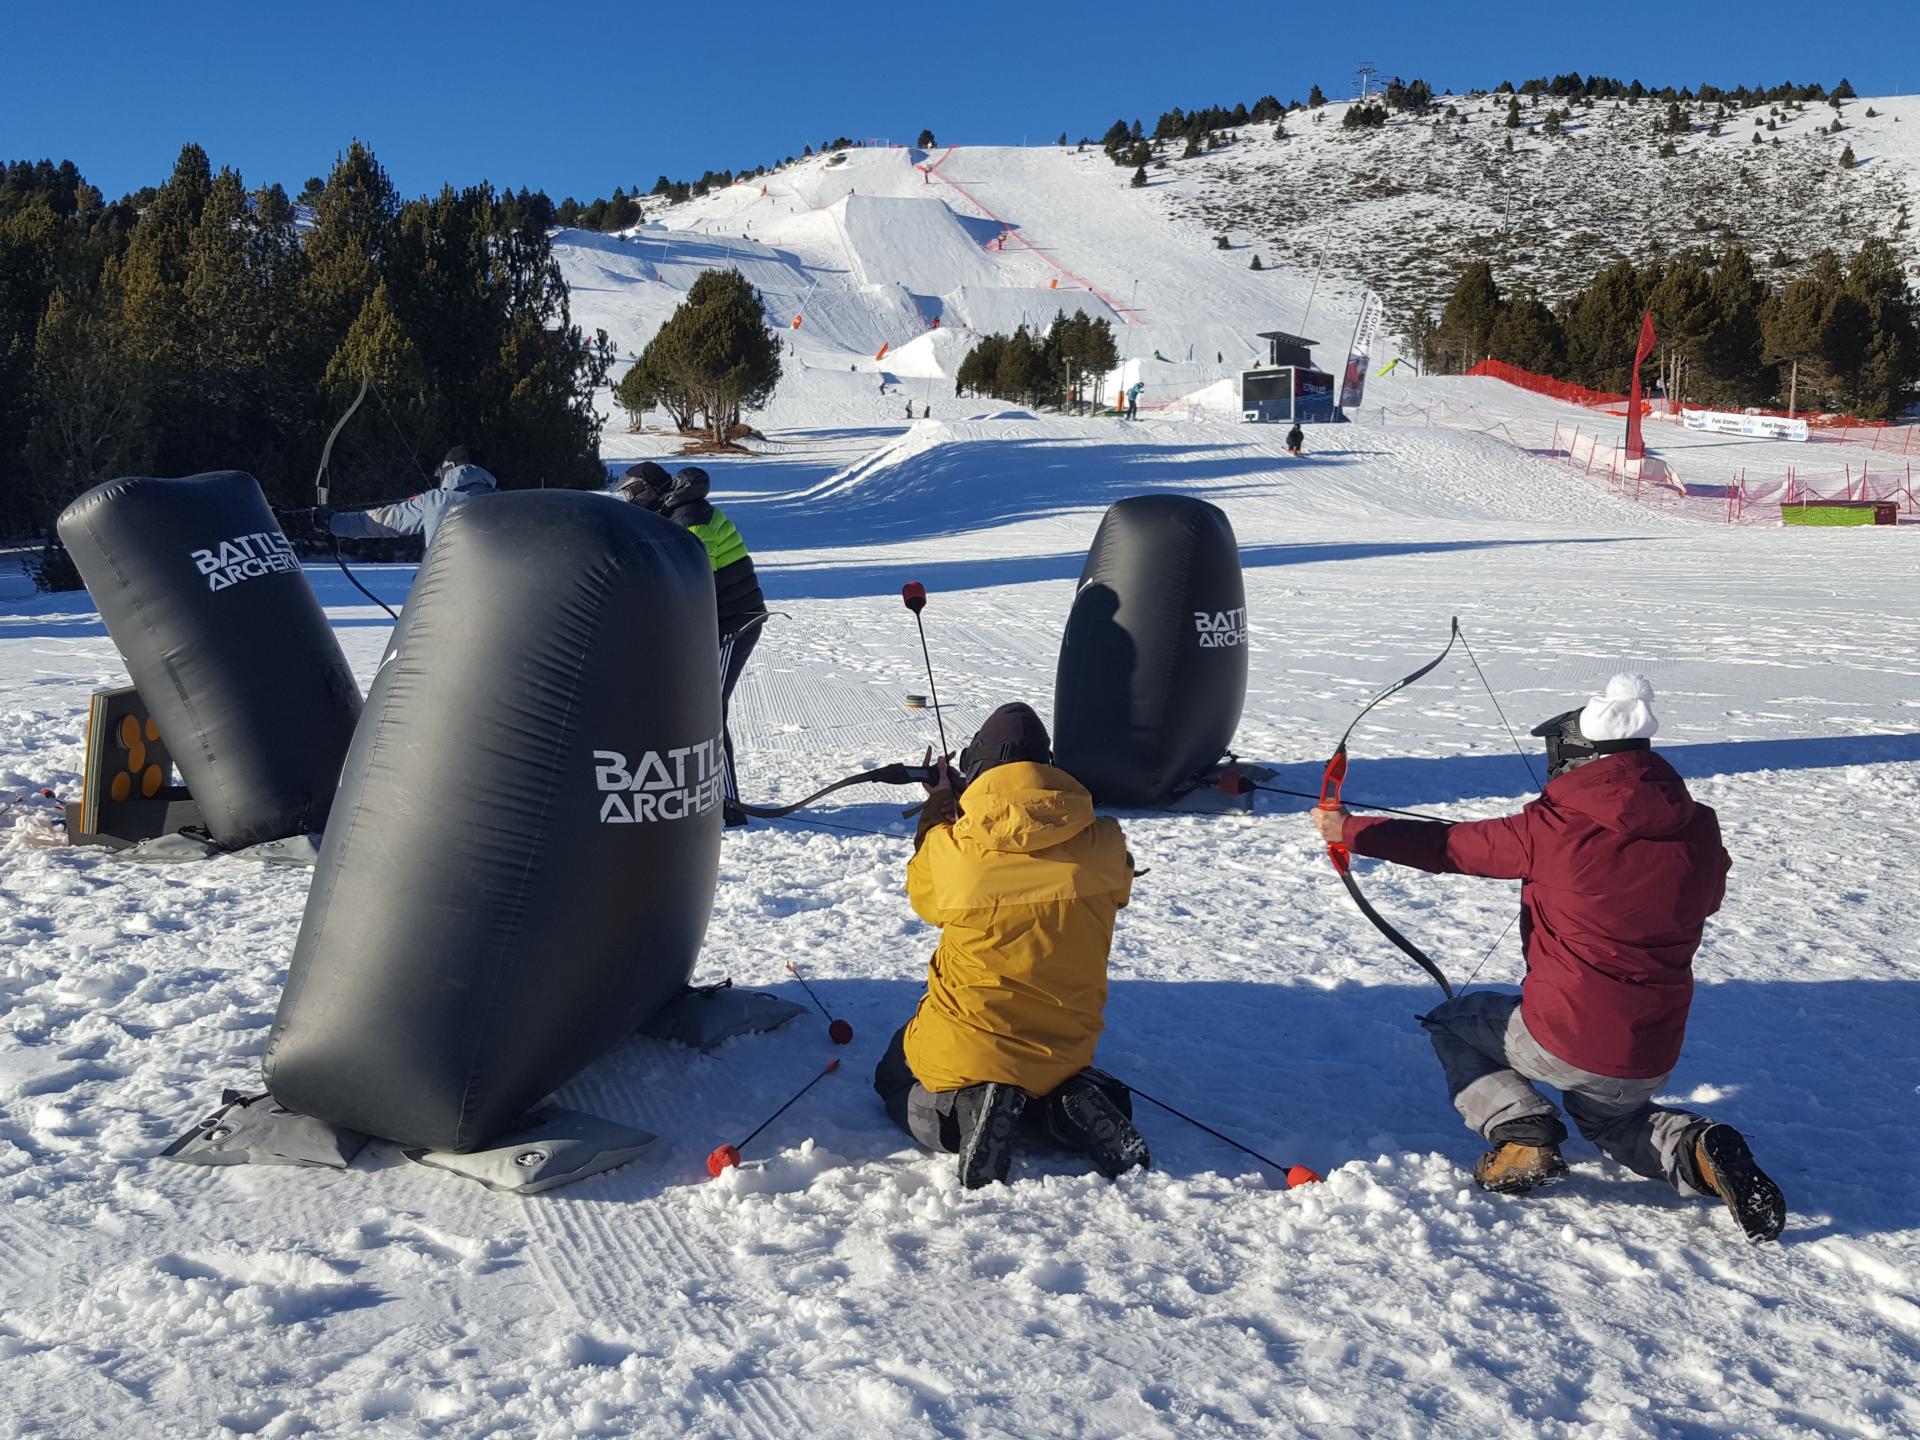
[{"xmin": 1312, "ymin": 674, "xmax": 1786, "ymax": 1243}]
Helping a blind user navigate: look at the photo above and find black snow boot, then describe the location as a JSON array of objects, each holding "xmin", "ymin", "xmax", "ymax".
[
  {"xmin": 1693, "ymin": 1124, "xmax": 1787, "ymax": 1244},
  {"xmin": 955, "ymin": 1082, "xmax": 1027, "ymax": 1190},
  {"xmin": 1044, "ymin": 1072, "xmax": 1151, "ymax": 1179},
  {"xmin": 722, "ymin": 799, "xmax": 749, "ymax": 829}
]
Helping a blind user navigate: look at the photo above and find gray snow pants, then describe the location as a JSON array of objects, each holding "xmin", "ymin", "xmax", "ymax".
[
  {"xmin": 1422, "ymin": 992, "xmax": 1712, "ymax": 1197},
  {"xmin": 872, "ymin": 1025, "xmax": 1131, "ymax": 1154}
]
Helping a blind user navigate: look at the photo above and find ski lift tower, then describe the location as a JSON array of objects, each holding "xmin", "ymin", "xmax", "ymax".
[{"xmin": 1355, "ymin": 64, "xmax": 1378, "ymax": 102}]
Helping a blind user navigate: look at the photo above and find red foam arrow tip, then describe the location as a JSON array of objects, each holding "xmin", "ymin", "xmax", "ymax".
[
  {"xmin": 707, "ymin": 1144, "xmax": 741, "ymax": 1177},
  {"xmin": 1285, "ymin": 1165, "xmax": 1324, "ymax": 1188}
]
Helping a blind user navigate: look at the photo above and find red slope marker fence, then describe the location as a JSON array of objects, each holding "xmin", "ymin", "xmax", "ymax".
[{"xmin": 922, "ymin": 147, "xmax": 1142, "ymax": 324}]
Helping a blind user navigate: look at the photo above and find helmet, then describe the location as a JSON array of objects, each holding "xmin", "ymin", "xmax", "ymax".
[
  {"xmin": 1528, "ymin": 708, "xmax": 1651, "ymax": 781},
  {"xmin": 615, "ymin": 461, "xmax": 671, "ymax": 509}
]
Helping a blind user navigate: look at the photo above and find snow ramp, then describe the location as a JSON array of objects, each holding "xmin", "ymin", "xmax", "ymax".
[{"xmin": 835, "ymin": 196, "xmax": 999, "ymax": 296}]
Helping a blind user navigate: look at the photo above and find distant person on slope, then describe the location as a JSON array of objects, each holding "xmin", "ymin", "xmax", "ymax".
[
  {"xmin": 1125, "ymin": 382, "xmax": 1143, "ymax": 420},
  {"xmin": 617, "ymin": 463, "xmax": 766, "ymax": 828},
  {"xmin": 873, "ymin": 704, "xmax": 1149, "ymax": 1189},
  {"xmin": 296, "ymin": 445, "xmax": 499, "ymax": 552},
  {"xmin": 1311, "ymin": 674, "xmax": 1785, "ymax": 1243},
  {"xmin": 1286, "ymin": 423, "xmax": 1305, "ymax": 457}
]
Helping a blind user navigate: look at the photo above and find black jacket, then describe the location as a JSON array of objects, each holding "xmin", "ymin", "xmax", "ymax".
[{"xmin": 659, "ymin": 471, "xmax": 766, "ymax": 633}]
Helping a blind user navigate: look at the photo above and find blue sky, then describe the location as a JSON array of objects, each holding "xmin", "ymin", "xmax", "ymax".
[{"xmin": 3, "ymin": 0, "xmax": 1912, "ymax": 202}]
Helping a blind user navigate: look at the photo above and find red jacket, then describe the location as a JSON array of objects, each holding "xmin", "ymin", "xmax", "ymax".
[{"xmin": 1343, "ymin": 750, "xmax": 1729, "ymax": 1078}]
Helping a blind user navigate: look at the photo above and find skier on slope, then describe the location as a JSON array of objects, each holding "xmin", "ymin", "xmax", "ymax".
[
  {"xmin": 1311, "ymin": 674, "xmax": 1786, "ymax": 1242},
  {"xmin": 873, "ymin": 703, "xmax": 1151, "ymax": 1189},
  {"xmin": 289, "ymin": 445, "xmax": 498, "ymax": 551},
  {"xmin": 1286, "ymin": 423, "xmax": 1305, "ymax": 457},
  {"xmin": 616, "ymin": 463, "xmax": 766, "ymax": 828},
  {"xmin": 1125, "ymin": 382, "xmax": 1143, "ymax": 420}
]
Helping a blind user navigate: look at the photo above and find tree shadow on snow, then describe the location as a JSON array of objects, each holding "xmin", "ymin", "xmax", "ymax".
[{"xmin": 552, "ymin": 974, "xmax": 1916, "ymax": 1242}]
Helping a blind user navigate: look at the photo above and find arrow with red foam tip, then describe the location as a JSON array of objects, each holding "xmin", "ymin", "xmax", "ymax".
[
  {"xmin": 787, "ymin": 960, "xmax": 854, "ymax": 1045},
  {"xmin": 706, "ymin": 1058, "xmax": 841, "ymax": 1179},
  {"xmin": 1118, "ymin": 1077, "xmax": 1325, "ymax": 1188}
]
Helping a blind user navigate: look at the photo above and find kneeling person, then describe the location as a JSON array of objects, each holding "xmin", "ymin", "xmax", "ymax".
[
  {"xmin": 874, "ymin": 703, "xmax": 1149, "ymax": 1189},
  {"xmin": 1313, "ymin": 674, "xmax": 1785, "ymax": 1243}
]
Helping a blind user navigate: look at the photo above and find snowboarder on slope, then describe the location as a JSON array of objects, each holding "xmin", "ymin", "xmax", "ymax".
[
  {"xmin": 616, "ymin": 463, "xmax": 766, "ymax": 828},
  {"xmin": 1125, "ymin": 382, "xmax": 1143, "ymax": 420},
  {"xmin": 874, "ymin": 703, "xmax": 1149, "ymax": 1189},
  {"xmin": 1311, "ymin": 674, "xmax": 1786, "ymax": 1242},
  {"xmin": 295, "ymin": 445, "xmax": 498, "ymax": 552},
  {"xmin": 1286, "ymin": 423, "xmax": 1305, "ymax": 457}
]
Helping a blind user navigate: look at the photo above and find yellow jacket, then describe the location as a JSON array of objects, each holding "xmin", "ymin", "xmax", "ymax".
[{"xmin": 903, "ymin": 762, "xmax": 1132, "ymax": 1095}]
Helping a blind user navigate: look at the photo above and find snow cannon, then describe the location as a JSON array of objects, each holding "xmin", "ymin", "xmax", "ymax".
[
  {"xmin": 55, "ymin": 471, "xmax": 362, "ymax": 849},
  {"xmin": 1053, "ymin": 495, "xmax": 1248, "ymax": 808},
  {"xmin": 262, "ymin": 491, "xmax": 723, "ymax": 1152}
]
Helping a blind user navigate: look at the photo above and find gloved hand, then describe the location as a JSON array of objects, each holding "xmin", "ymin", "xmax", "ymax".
[
  {"xmin": 921, "ymin": 746, "xmax": 961, "ymax": 824},
  {"xmin": 278, "ymin": 507, "xmax": 332, "ymax": 540}
]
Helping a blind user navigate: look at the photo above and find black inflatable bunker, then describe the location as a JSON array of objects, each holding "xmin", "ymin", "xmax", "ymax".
[
  {"xmin": 1053, "ymin": 495, "xmax": 1248, "ymax": 807},
  {"xmin": 57, "ymin": 471, "xmax": 361, "ymax": 849},
  {"xmin": 263, "ymin": 490, "xmax": 724, "ymax": 1151}
]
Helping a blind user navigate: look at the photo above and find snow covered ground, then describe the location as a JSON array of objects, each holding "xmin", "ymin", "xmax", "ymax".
[{"xmin": 5, "ymin": 389, "xmax": 1920, "ymax": 1438}]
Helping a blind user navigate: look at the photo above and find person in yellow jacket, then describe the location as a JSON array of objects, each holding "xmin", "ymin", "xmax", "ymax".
[{"xmin": 873, "ymin": 702, "xmax": 1150, "ymax": 1189}]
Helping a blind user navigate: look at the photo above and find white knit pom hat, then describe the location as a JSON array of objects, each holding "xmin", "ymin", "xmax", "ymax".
[{"xmin": 1578, "ymin": 673, "xmax": 1658, "ymax": 742}]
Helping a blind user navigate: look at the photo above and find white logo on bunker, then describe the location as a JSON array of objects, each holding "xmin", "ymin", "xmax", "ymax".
[
  {"xmin": 192, "ymin": 532, "xmax": 298, "ymax": 591},
  {"xmin": 594, "ymin": 735, "xmax": 726, "ymax": 823},
  {"xmin": 1194, "ymin": 607, "xmax": 1248, "ymax": 648}
]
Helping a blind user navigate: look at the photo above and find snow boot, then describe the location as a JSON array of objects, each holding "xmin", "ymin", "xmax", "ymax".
[
  {"xmin": 722, "ymin": 799, "xmax": 749, "ymax": 829},
  {"xmin": 1044, "ymin": 1073, "xmax": 1150, "ymax": 1179},
  {"xmin": 1473, "ymin": 1142, "xmax": 1569, "ymax": 1194},
  {"xmin": 955, "ymin": 1082, "xmax": 1027, "ymax": 1190},
  {"xmin": 1693, "ymin": 1124, "xmax": 1786, "ymax": 1244}
]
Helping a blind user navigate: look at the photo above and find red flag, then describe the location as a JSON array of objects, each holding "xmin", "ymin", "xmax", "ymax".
[
  {"xmin": 1625, "ymin": 309, "xmax": 1656, "ymax": 460},
  {"xmin": 875, "ymin": 342, "xmax": 889, "ymax": 361}
]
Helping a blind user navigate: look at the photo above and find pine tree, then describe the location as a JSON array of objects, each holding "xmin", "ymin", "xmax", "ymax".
[
  {"xmin": 1839, "ymin": 143, "xmax": 1856, "ymax": 169},
  {"xmin": 1308, "ymin": 84, "xmax": 1326, "ymax": 108},
  {"xmin": 1131, "ymin": 166, "xmax": 1147, "ymax": 188},
  {"xmin": 1435, "ymin": 261, "xmax": 1501, "ymax": 371},
  {"xmin": 1249, "ymin": 254, "xmax": 1262, "ymax": 270},
  {"xmin": 1562, "ymin": 258, "xmax": 1650, "ymax": 391},
  {"xmin": 636, "ymin": 268, "xmax": 782, "ymax": 442},
  {"xmin": 1488, "ymin": 291, "xmax": 1565, "ymax": 373},
  {"xmin": 1506, "ymin": 96, "xmax": 1521, "ymax": 128},
  {"xmin": 917, "ymin": 128, "xmax": 936, "ymax": 148}
]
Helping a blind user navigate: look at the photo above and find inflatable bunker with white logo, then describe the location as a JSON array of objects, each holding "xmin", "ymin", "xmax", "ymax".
[
  {"xmin": 263, "ymin": 490, "xmax": 723, "ymax": 1152},
  {"xmin": 1053, "ymin": 495, "xmax": 1249, "ymax": 808},
  {"xmin": 56, "ymin": 471, "xmax": 362, "ymax": 849}
]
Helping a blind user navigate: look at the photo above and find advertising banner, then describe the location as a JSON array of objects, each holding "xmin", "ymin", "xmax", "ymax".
[
  {"xmin": 1339, "ymin": 293, "xmax": 1383, "ymax": 409},
  {"xmin": 1681, "ymin": 409, "xmax": 1810, "ymax": 442}
]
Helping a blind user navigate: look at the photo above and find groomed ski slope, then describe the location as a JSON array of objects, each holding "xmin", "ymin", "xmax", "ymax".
[{"xmin": 4, "ymin": 390, "xmax": 1919, "ymax": 1438}]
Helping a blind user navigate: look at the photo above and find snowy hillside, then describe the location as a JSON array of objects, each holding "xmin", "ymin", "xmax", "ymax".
[
  {"xmin": 555, "ymin": 141, "xmax": 1358, "ymax": 430},
  {"xmin": 1158, "ymin": 90, "xmax": 1920, "ymax": 332},
  {"xmin": 558, "ymin": 102, "xmax": 1918, "ymax": 434}
]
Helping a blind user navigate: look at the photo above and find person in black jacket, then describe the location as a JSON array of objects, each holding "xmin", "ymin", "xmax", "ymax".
[{"xmin": 616, "ymin": 463, "xmax": 766, "ymax": 826}]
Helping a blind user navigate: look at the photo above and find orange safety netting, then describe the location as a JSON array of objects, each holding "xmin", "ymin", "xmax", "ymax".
[{"xmin": 1466, "ymin": 358, "xmax": 1632, "ymax": 409}]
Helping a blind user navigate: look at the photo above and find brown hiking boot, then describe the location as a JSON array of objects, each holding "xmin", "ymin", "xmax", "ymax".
[
  {"xmin": 1473, "ymin": 1142, "xmax": 1569, "ymax": 1194},
  {"xmin": 1693, "ymin": 1125, "xmax": 1787, "ymax": 1244}
]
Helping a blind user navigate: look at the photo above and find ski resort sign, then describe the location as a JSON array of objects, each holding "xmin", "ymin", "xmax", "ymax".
[{"xmin": 1682, "ymin": 408, "xmax": 1809, "ymax": 442}]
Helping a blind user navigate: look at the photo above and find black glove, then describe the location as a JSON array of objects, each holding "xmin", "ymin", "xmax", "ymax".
[{"xmin": 278, "ymin": 507, "xmax": 331, "ymax": 540}]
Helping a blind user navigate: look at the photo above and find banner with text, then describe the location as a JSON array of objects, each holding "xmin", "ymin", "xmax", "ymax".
[
  {"xmin": 1339, "ymin": 292, "xmax": 1383, "ymax": 410},
  {"xmin": 1682, "ymin": 408, "xmax": 1809, "ymax": 442}
]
